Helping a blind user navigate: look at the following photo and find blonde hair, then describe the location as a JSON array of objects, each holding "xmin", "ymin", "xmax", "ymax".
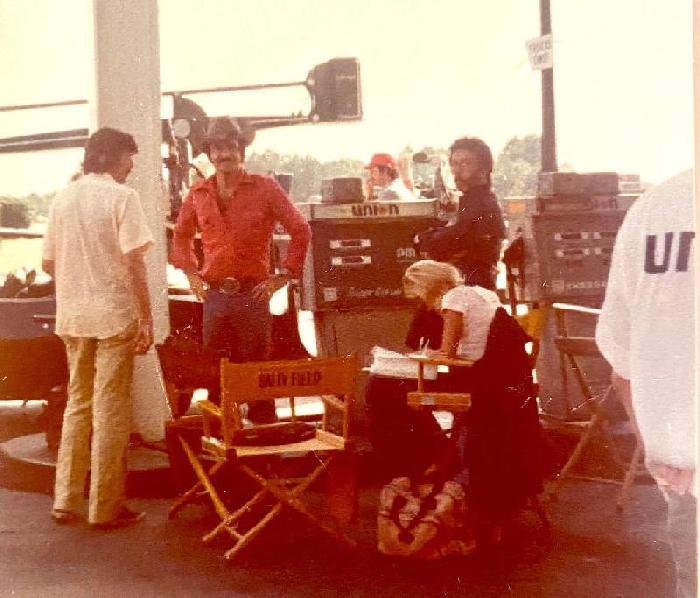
[{"xmin": 403, "ymin": 260, "xmax": 463, "ymax": 308}]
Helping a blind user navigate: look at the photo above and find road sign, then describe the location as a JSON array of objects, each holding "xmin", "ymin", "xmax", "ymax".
[{"xmin": 526, "ymin": 34, "xmax": 553, "ymax": 70}]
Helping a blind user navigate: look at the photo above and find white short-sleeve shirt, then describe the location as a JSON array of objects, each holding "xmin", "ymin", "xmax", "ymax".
[
  {"xmin": 441, "ymin": 285, "xmax": 501, "ymax": 360},
  {"xmin": 378, "ymin": 178, "xmax": 416, "ymax": 202},
  {"xmin": 43, "ymin": 173, "xmax": 153, "ymax": 338},
  {"xmin": 596, "ymin": 169, "xmax": 695, "ymax": 469}
]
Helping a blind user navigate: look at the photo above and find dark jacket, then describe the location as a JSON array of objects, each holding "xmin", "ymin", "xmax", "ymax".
[
  {"xmin": 461, "ymin": 307, "xmax": 546, "ymax": 520},
  {"xmin": 417, "ymin": 184, "xmax": 506, "ymax": 289}
]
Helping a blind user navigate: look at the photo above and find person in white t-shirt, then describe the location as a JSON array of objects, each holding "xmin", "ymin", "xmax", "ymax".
[
  {"xmin": 365, "ymin": 260, "xmax": 501, "ymax": 480},
  {"xmin": 595, "ymin": 169, "xmax": 695, "ymax": 597},
  {"xmin": 402, "ymin": 259, "xmax": 501, "ymax": 360},
  {"xmin": 42, "ymin": 127, "xmax": 154, "ymax": 530}
]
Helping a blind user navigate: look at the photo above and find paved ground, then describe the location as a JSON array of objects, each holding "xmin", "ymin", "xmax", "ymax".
[{"xmin": 0, "ymin": 403, "xmax": 678, "ymax": 597}]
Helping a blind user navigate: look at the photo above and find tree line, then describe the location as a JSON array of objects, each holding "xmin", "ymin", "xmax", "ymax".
[
  {"xmin": 3, "ymin": 134, "xmax": 544, "ymax": 222},
  {"xmin": 246, "ymin": 134, "xmax": 544, "ymax": 202}
]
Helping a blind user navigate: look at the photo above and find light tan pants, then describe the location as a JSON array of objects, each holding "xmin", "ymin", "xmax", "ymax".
[{"xmin": 54, "ymin": 322, "xmax": 136, "ymax": 524}]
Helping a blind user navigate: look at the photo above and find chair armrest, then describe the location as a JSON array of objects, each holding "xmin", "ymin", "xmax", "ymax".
[
  {"xmin": 407, "ymin": 354, "xmax": 473, "ymax": 368},
  {"xmin": 198, "ymin": 400, "xmax": 222, "ymax": 419},
  {"xmin": 201, "ymin": 435, "xmax": 237, "ymax": 461},
  {"xmin": 407, "ymin": 391, "xmax": 472, "ymax": 412},
  {"xmin": 198, "ymin": 399, "xmax": 222, "ymax": 437},
  {"xmin": 552, "ymin": 302, "xmax": 601, "ymax": 317}
]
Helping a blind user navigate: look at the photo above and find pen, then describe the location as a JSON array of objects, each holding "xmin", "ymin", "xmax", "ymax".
[{"xmin": 419, "ymin": 337, "xmax": 428, "ymax": 354}]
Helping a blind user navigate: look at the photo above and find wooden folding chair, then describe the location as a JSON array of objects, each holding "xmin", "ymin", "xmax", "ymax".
[
  {"xmin": 405, "ymin": 354, "xmax": 473, "ymax": 440},
  {"xmin": 407, "ymin": 354, "xmax": 473, "ymax": 413},
  {"xmin": 546, "ymin": 303, "xmax": 644, "ymax": 510},
  {"xmin": 168, "ymin": 354, "xmax": 358, "ymax": 560}
]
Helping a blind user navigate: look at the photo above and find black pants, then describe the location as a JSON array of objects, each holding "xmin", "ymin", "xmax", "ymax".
[{"xmin": 365, "ymin": 370, "xmax": 471, "ymax": 480}]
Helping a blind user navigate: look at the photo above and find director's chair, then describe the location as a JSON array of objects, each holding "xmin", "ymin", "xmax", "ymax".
[
  {"xmin": 168, "ymin": 354, "xmax": 358, "ymax": 560},
  {"xmin": 546, "ymin": 303, "xmax": 644, "ymax": 510}
]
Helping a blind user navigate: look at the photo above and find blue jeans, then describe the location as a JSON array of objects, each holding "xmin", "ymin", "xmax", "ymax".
[{"xmin": 203, "ymin": 288, "xmax": 274, "ymax": 422}]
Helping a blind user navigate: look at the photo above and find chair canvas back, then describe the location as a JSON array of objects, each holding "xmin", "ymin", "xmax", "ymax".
[
  {"xmin": 516, "ymin": 308, "xmax": 545, "ymax": 342},
  {"xmin": 219, "ymin": 355, "xmax": 357, "ymax": 444},
  {"xmin": 156, "ymin": 337, "xmax": 220, "ymax": 393},
  {"xmin": 515, "ymin": 307, "xmax": 547, "ymax": 365}
]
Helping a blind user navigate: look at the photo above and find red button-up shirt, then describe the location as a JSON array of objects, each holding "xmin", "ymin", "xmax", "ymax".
[{"xmin": 171, "ymin": 172, "xmax": 311, "ymax": 283}]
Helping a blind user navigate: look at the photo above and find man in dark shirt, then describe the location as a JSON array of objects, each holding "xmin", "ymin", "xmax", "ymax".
[
  {"xmin": 415, "ymin": 137, "xmax": 505, "ymax": 290},
  {"xmin": 172, "ymin": 117, "xmax": 311, "ymax": 422}
]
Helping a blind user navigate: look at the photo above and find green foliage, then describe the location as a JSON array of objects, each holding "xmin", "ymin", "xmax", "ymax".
[
  {"xmin": 246, "ymin": 151, "xmax": 365, "ymax": 201},
  {"xmin": 248, "ymin": 142, "xmax": 549, "ymax": 201},
  {"xmin": 492, "ymin": 134, "xmax": 541, "ymax": 199},
  {"xmin": 0, "ymin": 136, "xmax": 563, "ymax": 225},
  {"xmin": 0, "ymin": 192, "xmax": 54, "ymax": 225}
]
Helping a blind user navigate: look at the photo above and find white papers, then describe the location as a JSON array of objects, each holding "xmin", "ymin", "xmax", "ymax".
[{"xmin": 368, "ymin": 346, "xmax": 437, "ymax": 380}]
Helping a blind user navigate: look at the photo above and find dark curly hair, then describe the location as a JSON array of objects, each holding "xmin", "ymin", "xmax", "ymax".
[
  {"xmin": 448, "ymin": 136, "xmax": 493, "ymax": 174},
  {"xmin": 83, "ymin": 127, "xmax": 138, "ymax": 175}
]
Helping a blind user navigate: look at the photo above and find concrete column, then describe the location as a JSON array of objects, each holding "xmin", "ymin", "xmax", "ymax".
[
  {"xmin": 92, "ymin": 0, "xmax": 170, "ymax": 440},
  {"xmin": 694, "ymin": 0, "xmax": 699, "ymax": 471}
]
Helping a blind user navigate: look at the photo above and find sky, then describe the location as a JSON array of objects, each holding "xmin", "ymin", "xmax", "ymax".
[{"xmin": 0, "ymin": 0, "xmax": 694, "ymax": 196}]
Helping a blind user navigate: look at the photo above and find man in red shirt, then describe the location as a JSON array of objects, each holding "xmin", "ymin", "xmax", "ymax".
[{"xmin": 172, "ymin": 117, "xmax": 311, "ymax": 422}]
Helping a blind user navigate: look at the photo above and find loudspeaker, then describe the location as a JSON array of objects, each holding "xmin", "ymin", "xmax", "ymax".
[
  {"xmin": 308, "ymin": 58, "xmax": 362, "ymax": 122},
  {"xmin": 321, "ymin": 177, "xmax": 365, "ymax": 204}
]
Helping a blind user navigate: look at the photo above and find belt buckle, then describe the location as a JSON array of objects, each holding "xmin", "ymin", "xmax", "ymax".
[{"xmin": 219, "ymin": 277, "xmax": 240, "ymax": 294}]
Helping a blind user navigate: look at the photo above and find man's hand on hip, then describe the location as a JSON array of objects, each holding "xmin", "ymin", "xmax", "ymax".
[{"xmin": 252, "ymin": 273, "xmax": 290, "ymax": 302}]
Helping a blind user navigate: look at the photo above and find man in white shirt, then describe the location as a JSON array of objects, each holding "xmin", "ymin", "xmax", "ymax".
[
  {"xmin": 43, "ymin": 127, "xmax": 154, "ymax": 529},
  {"xmin": 364, "ymin": 153, "xmax": 415, "ymax": 201},
  {"xmin": 595, "ymin": 169, "xmax": 695, "ymax": 597}
]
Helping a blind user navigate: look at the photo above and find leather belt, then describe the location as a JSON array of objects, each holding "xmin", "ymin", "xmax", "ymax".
[{"xmin": 208, "ymin": 277, "xmax": 261, "ymax": 295}]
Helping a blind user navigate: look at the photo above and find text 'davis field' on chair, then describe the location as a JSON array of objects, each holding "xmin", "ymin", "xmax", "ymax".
[{"xmin": 168, "ymin": 354, "xmax": 358, "ymax": 561}]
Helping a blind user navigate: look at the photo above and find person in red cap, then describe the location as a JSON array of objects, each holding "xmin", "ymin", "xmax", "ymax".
[{"xmin": 365, "ymin": 152, "xmax": 415, "ymax": 201}]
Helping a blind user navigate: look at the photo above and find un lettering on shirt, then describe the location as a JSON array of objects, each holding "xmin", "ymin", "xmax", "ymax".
[{"xmin": 645, "ymin": 231, "xmax": 695, "ymax": 273}]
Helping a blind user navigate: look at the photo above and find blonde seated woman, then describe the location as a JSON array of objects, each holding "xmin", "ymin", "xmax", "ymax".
[
  {"xmin": 365, "ymin": 260, "xmax": 501, "ymax": 480},
  {"xmin": 366, "ymin": 260, "xmax": 545, "ymax": 543},
  {"xmin": 403, "ymin": 260, "xmax": 502, "ymax": 361}
]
